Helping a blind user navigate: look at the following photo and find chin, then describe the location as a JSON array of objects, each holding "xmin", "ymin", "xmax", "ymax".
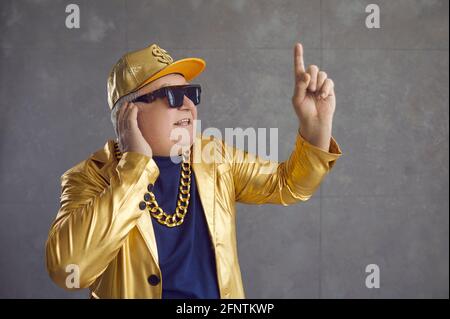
[
  {"xmin": 170, "ymin": 126, "xmax": 193, "ymax": 144},
  {"xmin": 167, "ymin": 132, "xmax": 194, "ymax": 154},
  {"xmin": 177, "ymin": 136, "xmax": 194, "ymax": 149}
]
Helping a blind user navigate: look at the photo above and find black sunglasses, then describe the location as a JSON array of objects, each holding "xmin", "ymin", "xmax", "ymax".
[{"xmin": 132, "ymin": 84, "xmax": 202, "ymax": 108}]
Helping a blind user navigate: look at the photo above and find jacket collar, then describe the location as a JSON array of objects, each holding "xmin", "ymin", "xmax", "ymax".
[
  {"xmin": 89, "ymin": 133, "xmax": 217, "ymax": 264},
  {"xmin": 91, "ymin": 139, "xmax": 116, "ymax": 163}
]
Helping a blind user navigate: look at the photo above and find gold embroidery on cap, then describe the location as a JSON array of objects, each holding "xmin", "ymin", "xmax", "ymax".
[{"xmin": 151, "ymin": 45, "xmax": 173, "ymax": 64}]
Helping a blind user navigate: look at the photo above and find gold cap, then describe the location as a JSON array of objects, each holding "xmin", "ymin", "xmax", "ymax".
[{"xmin": 107, "ymin": 43, "xmax": 206, "ymax": 110}]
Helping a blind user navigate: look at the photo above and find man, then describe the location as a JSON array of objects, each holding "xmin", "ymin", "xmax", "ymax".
[{"xmin": 45, "ymin": 43, "xmax": 342, "ymax": 299}]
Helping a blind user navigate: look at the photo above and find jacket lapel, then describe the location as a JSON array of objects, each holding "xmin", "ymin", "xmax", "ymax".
[
  {"xmin": 136, "ymin": 208, "xmax": 159, "ymax": 264},
  {"xmin": 91, "ymin": 140, "xmax": 160, "ymax": 264},
  {"xmin": 191, "ymin": 133, "xmax": 216, "ymax": 247},
  {"xmin": 92, "ymin": 135, "xmax": 217, "ymax": 266}
]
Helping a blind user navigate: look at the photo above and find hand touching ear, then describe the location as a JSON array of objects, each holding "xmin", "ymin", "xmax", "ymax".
[{"xmin": 117, "ymin": 102, "xmax": 153, "ymax": 158}]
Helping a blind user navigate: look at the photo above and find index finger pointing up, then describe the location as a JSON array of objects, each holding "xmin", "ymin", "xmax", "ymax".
[{"xmin": 294, "ymin": 42, "xmax": 305, "ymax": 75}]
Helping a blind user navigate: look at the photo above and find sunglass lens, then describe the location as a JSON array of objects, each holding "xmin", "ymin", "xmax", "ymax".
[
  {"xmin": 167, "ymin": 88, "xmax": 185, "ymax": 108},
  {"xmin": 165, "ymin": 85, "xmax": 201, "ymax": 107},
  {"xmin": 186, "ymin": 86, "xmax": 201, "ymax": 105}
]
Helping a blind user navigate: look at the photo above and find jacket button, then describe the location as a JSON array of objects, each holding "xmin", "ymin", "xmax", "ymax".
[
  {"xmin": 139, "ymin": 201, "xmax": 147, "ymax": 210},
  {"xmin": 148, "ymin": 274, "xmax": 160, "ymax": 286},
  {"xmin": 147, "ymin": 183, "xmax": 154, "ymax": 192},
  {"xmin": 144, "ymin": 193, "xmax": 151, "ymax": 201}
]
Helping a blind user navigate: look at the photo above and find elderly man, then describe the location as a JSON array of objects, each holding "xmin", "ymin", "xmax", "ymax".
[{"xmin": 45, "ymin": 43, "xmax": 342, "ymax": 299}]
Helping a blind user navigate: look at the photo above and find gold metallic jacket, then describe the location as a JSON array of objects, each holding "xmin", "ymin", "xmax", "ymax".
[{"xmin": 46, "ymin": 130, "xmax": 342, "ymax": 299}]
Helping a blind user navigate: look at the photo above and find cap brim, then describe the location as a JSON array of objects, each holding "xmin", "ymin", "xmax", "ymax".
[{"xmin": 137, "ymin": 57, "xmax": 206, "ymax": 90}]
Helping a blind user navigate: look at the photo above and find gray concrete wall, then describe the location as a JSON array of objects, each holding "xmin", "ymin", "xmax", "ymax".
[{"xmin": 0, "ymin": 0, "xmax": 448, "ymax": 298}]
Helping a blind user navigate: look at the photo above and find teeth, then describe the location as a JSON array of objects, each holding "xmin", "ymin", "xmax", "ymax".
[{"xmin": 175, "ymin": 119, "xmax": 190, "ymax": 125}]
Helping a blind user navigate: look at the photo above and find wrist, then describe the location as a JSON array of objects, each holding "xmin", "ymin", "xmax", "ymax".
[{"xmin": 298, "ymin": 124, "xmax": 332, "ymax": 151}]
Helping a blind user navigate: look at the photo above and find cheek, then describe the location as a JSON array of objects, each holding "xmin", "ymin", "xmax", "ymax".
[
  {"xmin": 136, "ymin": 110, "xmax": 148, "ymax": 130},
  {"xmin": 138, "ymin": 108, "xmax": 173, "ymax": 135},
  {"xmin": 136, "ymin": 109, "xmax": 158, "ymax": 136}
]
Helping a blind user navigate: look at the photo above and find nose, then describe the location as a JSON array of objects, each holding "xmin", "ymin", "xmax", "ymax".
[{"xmin": 178, "ymin": 95, "xmax": 196, "ymax": 111}]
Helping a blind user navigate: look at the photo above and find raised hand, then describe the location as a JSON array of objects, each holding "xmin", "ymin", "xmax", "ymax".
[{"xmin": 292, "ymin": 42, "xmax": 336, "ymax": 151}]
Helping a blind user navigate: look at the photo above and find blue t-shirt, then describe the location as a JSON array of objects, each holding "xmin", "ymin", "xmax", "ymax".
[{"xmin": 150, "ymin": 154, "xmax": 220, "ymax": 299}]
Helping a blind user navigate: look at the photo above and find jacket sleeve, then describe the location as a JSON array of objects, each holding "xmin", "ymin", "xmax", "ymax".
[
  {"xmin": 228, "ymin": 129, "xmax": 342, "ymax": 205},
  {"xmin": 45, "ymin": 152, "xmax": 159, "ymax": 290}
]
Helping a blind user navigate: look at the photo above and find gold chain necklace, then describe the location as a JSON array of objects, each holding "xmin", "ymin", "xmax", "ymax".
[{"xmin": 114, "ymin": 141, "xmax": 192, "ymax": 228}]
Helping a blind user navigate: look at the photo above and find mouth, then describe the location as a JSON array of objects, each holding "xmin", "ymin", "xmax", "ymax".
[{"xmin": 173, "ymin": 118, "xmax": 192, "ymax": 126}]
